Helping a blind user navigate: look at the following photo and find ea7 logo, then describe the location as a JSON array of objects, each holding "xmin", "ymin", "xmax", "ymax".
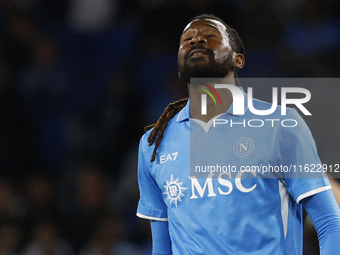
[{"xmin": 160, "ymin": 152, "xmax": 179, "ymax": 164}]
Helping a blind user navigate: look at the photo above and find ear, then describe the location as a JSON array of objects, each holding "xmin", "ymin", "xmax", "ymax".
[
  {"xmin": 233, "ymin": 53, "xmax": 245, "ymax": 69},
  {"xmin": 178, "ymin": 72, "xmax": 182, "ymax": 79}
]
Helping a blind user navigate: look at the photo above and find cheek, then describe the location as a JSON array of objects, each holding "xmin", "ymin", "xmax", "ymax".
[
  {"xmin": 213, "ymin": 36, "xmax": 233, "ymax": 62},
  {"xmin": 214, "ymin": 47, "xmax": 232, "ymax": 62},
  {"xmin": 212, "ymin": 50, "xmax": 223, "ymax": 62},
  {"xmin": 178, "ymin": 47, "xmax": 186, "ymax": 65}
]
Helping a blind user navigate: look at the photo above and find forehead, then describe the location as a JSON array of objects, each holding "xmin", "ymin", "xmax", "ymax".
[{"xmin": 182, "ymin": 19, "xmax": 228, "ymax": 35}]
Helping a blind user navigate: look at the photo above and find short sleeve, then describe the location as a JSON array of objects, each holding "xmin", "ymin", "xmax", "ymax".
[
  {"xmin": 136, "ymin": 136, "xmax": 168, "ymax": 221},
  {"xmin": 278, "ymin": 108, "xmax": 331, "ymax": 203}
]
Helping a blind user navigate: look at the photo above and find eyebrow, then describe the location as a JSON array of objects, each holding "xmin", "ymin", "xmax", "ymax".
[{"xmin": 182, "ymin": 23, "xmax": 220, "ymax": 35}]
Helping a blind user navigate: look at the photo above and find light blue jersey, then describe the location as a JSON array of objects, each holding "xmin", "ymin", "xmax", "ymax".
[{"xmin": 137, "ymin": 88, "xmax": 331, "ymax": 255}]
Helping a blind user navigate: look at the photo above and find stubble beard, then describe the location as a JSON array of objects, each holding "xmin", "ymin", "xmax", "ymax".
[{"xmin": 178, "ymin": 48, "xmax": 235, "ymax": 84}]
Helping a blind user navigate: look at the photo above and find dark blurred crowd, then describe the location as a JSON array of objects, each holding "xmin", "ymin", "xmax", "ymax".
[{"xmin": 0, "ymin": 0, "xmax": 339, "ymax": 254}]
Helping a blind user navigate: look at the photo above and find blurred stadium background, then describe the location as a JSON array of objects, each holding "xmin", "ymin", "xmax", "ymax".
[{"xmin": 0, "ymin": 0, "xmax": 339, "ymax": 254}]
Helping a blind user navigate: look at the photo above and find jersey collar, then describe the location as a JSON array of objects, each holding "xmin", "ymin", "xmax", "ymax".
[
  {"xmin": 176, "ymin": 99, "xmax": 190, "ymax": 122},
  {"xmin": 176, "ymin": 86, "xmax": 249, "ymax": 122}
]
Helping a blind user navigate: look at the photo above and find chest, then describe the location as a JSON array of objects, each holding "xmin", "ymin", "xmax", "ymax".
[{"xmin": 149, "ymin": 121, "xmax": 282, "ymax": 208}]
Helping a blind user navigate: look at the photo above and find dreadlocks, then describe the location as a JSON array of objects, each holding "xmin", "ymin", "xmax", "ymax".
[
  {"xmin": 145, "ymin": 97, "xmax": 189, "ymax": 162},
  {"xmin": 145, "ymin": 14, "xmax": 244, "ymax": 162}
]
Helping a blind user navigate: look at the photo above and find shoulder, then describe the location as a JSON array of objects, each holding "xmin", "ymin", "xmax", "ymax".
[
  {"xmin": 250, "ymin": 97, "xmax": 276, "ymax": 110},
  {"xmin": 250, "ymin": 97, "xmax": 304, "ymax": 119},
  {"xmin": 139, "ymin": 128, "xmax": 154, "ymax": 159}
]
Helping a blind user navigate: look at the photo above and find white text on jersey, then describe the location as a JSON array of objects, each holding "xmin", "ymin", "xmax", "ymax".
[
  {"xmin": 160, "ymin": 152, "xmax": 179, "ymax": 164},
  {"xmin": 189, "ymin": 172, "xmax": 257, "ymax": 199}
]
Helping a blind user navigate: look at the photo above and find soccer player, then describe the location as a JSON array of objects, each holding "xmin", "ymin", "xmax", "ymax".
[{"xmin": 136, "ymin": 14, "xmax": 340, "ymax": 254}]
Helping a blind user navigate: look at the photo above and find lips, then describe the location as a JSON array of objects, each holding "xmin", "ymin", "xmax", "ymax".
[{"xmin": 188, "ymin": 48, "xmax": 209, "ymax": 58}]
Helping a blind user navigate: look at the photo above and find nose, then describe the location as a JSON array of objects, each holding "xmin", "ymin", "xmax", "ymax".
[{"xmin": 189, "ymin": 35, "xmax": 206, "ymax": 46}]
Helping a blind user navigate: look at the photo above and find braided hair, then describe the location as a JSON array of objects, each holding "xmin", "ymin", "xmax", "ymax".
[
  {"xmin": 145, "ymin": 97, "xmax": 189, "ymax": 162},
  {"xmin": 145, "ymin": 14, "xmax": 244, "ymax": 162}
]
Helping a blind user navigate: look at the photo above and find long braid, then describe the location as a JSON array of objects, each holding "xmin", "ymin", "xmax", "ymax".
[{"xmin": 145, "ymin": 98, "xmax": 189, "ymax": 162}]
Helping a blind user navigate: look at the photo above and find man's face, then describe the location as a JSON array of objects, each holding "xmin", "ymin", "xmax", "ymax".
[{"xmin": 178, "ymin": 19, "xmax": 235, "ymax": 83}]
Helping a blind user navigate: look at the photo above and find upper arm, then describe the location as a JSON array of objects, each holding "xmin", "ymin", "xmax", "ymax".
[
  {"xmin": 137, "ymin": 137, "xmax": 168, "ymax": 221},
  {"xmin": 301, "ymin": 190, "xmax": 340, "ymax": 254},
  {"xmin": 278, "ymin": 109, "xmax": 330, "ymax": 200},
  {"xmin": 150, "ymin": 220, "xmax": 172, "ymax": 255}
]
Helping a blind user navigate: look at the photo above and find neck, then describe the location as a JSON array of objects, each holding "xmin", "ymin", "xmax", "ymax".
[{"xmin": 189, "ymin": 73, "xmax": 236, "ymax": 123}]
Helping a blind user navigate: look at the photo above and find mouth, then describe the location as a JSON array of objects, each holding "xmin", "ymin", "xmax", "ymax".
[{"xmin": 188, "ymin": 49, "xmax": 209, "ymax": 58}]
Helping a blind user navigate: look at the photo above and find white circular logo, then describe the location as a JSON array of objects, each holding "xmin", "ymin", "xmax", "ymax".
[
  {"xmin": 233, "ymin": 137, "xmax": 254, "ymax": 157},
  {"xmin": 163, "ymin": 174, "xmax": 187, "ymax": 207}
]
